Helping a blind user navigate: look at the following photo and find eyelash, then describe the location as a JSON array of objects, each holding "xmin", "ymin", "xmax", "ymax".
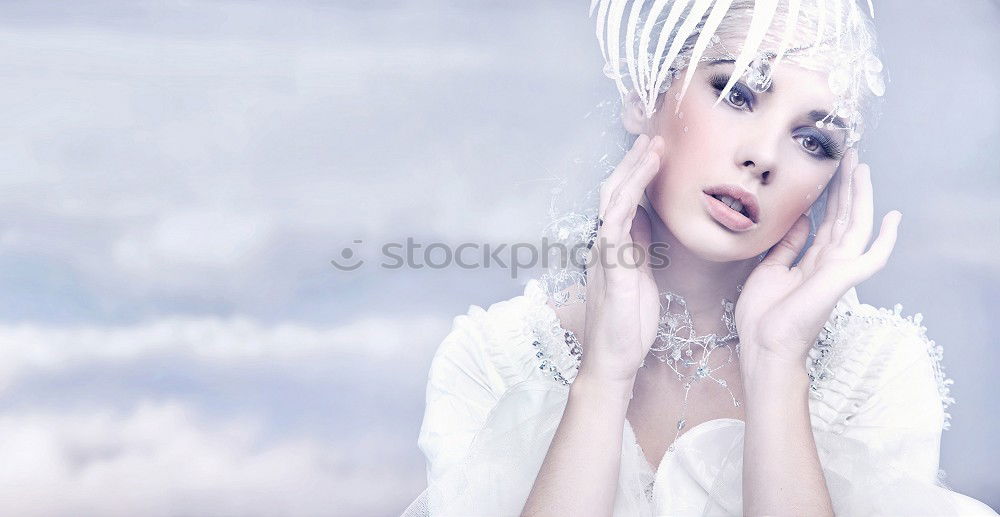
[
  {"xmin": 709, "ymin": 74, "xmax": 755, "ymax": 111},
  {"xmin": 794, "ymin": 130, "xmax": 844, "ymax": 160},
  {"xmin": 708, "ymin": 74, "xmax": 842, "ymax": 160}
]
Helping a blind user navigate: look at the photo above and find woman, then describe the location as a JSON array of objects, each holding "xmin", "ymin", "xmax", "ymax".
[{"xmin": 403, "ymin": 1, "xmax": 997, "ymax": 515}]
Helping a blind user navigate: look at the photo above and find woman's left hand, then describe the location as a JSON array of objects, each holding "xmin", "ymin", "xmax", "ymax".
[{"xmin": 734, "ymin": 150, "xmax": 902, "ymax": 380}]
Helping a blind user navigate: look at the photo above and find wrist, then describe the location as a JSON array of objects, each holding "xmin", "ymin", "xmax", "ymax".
[
  {"xmin": 740, "ymin": 344, "xmax": 808, "ymax": 382},
  {"xmin": 570, "ymin": 371, "xmax": 636, "ymax": 408},
  {"xmin": 576, "ymin": 360, "xmax": 638, "ymax": 392},
  {"xmin": 740, "ymin": 350, "xmax": 810, "ymax": 402},
  {"xmin": 741, "ymin": 369, "xmax": 812, "ymax": 428}
]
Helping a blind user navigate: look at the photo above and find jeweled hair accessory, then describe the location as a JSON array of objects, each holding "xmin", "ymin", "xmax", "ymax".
[{"xmin": 590, "ymin": 0, "xmax": 885, "ymax": 147}]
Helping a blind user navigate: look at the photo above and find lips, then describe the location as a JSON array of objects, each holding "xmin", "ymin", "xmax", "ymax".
[{"xmin": 702, "ymin": 184, "xmax": 760, "ymax": 232}]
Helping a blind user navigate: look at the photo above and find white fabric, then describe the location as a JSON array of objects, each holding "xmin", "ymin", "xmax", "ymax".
[{"xmin": 400, "ymin": 279, "xmax": 997, "ymax": 516}]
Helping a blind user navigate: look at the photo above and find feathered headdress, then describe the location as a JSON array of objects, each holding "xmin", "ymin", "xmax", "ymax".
[{"xmin": 591, "ymin": 0, "xmax": 885, "ymax": 146}]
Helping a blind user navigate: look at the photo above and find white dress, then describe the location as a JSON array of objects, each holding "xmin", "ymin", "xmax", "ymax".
[{"xmin": 400, "ymin": 279, "xmax": 997, "ymax": 516}]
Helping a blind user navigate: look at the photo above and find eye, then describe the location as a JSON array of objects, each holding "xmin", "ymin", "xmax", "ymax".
[
  {"xmin": 792, "ymin": 130, "xmax": 843, "ymax": 160},
  {"xmin": 727, "ymin": 88, "xmax": 748, "ymax": 108},
  {"xmin": 800, "ymin": 135, "xmax": 821, "ymax": 152},
  {"xmin": 709, "ymin": 74, "xmax": 754, "ymax": 112}
]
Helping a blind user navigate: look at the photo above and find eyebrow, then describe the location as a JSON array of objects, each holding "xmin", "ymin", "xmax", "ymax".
[
  {"xmin": 808, "ymin": 110, "xmax": 848, "ymax": 129},
  {"xmin": 706, "ymin": 59, "xmax": 847, "ymax": 128},
  {"xmin": 704, "ymin": 58, "xmax": 775, "ymax": 93}
]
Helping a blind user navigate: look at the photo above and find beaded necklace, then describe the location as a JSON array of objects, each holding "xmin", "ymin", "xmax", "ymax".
[
  {"xmin": 644, "ymin": 288, "xmax": 742, "ymax": 451},
  {"xmin": 533, "ymin": 286, "xmax": 743, "ymax": 451}
]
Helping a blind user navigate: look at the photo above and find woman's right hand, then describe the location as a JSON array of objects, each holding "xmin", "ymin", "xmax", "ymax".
[{"xmin": 577, "ymin": 133, "xmax": 665, "ymax": 386}]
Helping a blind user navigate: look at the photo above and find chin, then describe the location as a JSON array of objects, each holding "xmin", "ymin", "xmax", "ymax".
[{"xmin": 664, "ymin": 209, "xmax": 767, "ymax": 263}]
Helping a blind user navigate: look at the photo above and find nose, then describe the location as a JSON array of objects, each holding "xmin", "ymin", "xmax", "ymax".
[
  {"xmin": 741, "ymin": 159, "xmax": 771, "ymax": 183},
  {"xmin": 736, "ymin": 132, "xmax": 779, "ymax": 183}
]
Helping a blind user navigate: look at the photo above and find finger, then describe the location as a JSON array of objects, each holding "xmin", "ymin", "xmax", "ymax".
[
  {"xmin": 841, "ymin": 163, "xmax": 873, "ymax": 255},
  {"xmin": 607, "ymin": 142, "xmax": 662, "ymax": 236},
  {"xmin": 831, "ymin": 151, "xmax": 859, "ymax": 244},
  {"xmin": 799, "ymin": 153, "xmax": 851, "ymax": 272},
  {"xmin": 599, "ymin": 134, "xmax": 651, "ymax": 219},
  {"xmin": 794, "ymin": 264, "xmax": 858, "ymax": 321},
  {"xmin": 629, "ymin": 204, "xmax": 654, "ymax": 279},
  {"xmin": 854, "ymin": 210, "xmax": 901, "ymax": 280},
  {"xmin": 610, "ymin": 136, "xmax": 664, "ymax": 229},
  {"xmin": 812, "ymin": 149, "xmax": 854, "ymax": 249},
  {"xmin": 761, "ymin": 214, "xmax": 811, "ymax": 268},
  {"xmin": 584, "ymin": 217, "xmax": 607, "ymax": 294},
  {"xmin": 605, "ymin": 204, "xmax": 654, "ymax": 288},
  {"xmin": 600, "ymin": 142, "xmax": 662, "ymax": 289}
]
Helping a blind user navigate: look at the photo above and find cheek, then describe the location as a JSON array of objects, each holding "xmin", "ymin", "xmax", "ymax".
[
  {"xmin": 655, "ymin": 102, "xmax": 730, "ymax": 185},
  {"xmin": 663, "ymin": 98, "xmax": 723, "ymax": 151},
  {"xmin": 761, "ymin": 168, "xmax": 835, "ymax": 232}
]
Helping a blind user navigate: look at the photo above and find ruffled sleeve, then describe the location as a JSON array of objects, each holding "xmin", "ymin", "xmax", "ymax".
[
  {"xmin": 833, "ymin": 303, "xmax": 949, "ymax": 481},
  {"xmin": 806, "ymin": 301, "xmax": 997, "ymax": 515},
  {"xmin": 415, "ymin": 281, "xmax": 573, "ymax": 486},
  {"xmin": 415, "ymin": 305, "xmax": 503, "ymax": 486},
  {"xmin": 403, "ymin": 281, "xmax": 653, "ymax": 517},
  {"xmin": 688, "ymin": 296, "xmax": 997, "ymax": 516},
  {"xmin": 407, "ymin": 282, "xmax": 575, "ymax": 517}
]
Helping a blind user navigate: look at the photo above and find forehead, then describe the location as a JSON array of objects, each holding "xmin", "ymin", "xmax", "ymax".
[{"xmin": 698, "ymin": 39, "xmax": 839, "ymax": 111}]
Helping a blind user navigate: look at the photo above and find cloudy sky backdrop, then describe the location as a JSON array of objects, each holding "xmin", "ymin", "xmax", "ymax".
[{"xmin": 0, "ymin": 1, "xmax": 997, "ymax": 515}]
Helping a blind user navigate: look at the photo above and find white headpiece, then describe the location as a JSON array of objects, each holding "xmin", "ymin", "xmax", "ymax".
[
  {"xmin": 537, "ymin": 0, "xmax": 889, "ymax": 323},
  {"xmin": 591, "ymin": 0, "xmax": 886, "ymax": 147}
]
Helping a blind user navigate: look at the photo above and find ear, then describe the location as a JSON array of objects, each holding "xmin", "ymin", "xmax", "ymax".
[{"xmin": 621, "ymin": 90, "xmax": 649, "ymax": 135}]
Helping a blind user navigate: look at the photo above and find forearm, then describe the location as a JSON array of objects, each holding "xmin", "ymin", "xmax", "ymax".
[
  {"xmin": 741, "ymin": 357, "xmax": 834, "ymax": 517},
  {"xmin": 521, "ymin": 373, "xmax": 633, "ymax": 517}
]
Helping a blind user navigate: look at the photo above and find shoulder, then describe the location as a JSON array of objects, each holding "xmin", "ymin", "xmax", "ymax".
[
  {"xmin": 427, "ymin": 279, "xmax": 580, "ymax": 396},
  {"xmin": 809, "ymin": 290, "xmax": 954, "ymax": 433}
]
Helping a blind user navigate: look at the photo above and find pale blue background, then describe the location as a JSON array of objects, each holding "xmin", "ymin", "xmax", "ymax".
[{"xmin": 0, "ymin": 1, "xmax": 996, "ymax": 515}]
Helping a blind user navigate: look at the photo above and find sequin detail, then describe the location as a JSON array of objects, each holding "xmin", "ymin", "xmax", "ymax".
[
  {"xmin": 530, "ymin": 331, "xmax": 582, "ymax": 386},
  {"xmin": 525, "ymin": 279, "xmax": 957, "ymax": 433},
  {"xmin": 523, "ymin": 282, "xmax": 583, "ymax": 386},
  {"xmin": 807, "ymin": 302, "xmax": 956, "ymax": 430}
]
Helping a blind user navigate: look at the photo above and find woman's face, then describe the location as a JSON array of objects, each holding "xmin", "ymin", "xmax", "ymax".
[{"xmin": 638, "ymin": 58, "xmax": 847, "ymax": 263}]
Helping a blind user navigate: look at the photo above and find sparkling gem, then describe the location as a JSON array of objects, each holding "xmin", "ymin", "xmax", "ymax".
[
  {"xmin": 866, "ymin": 72, "xmax": 885, "ymax": 96},
  {"xmin": 828, "ymin": 67, "xmax": 850, "ymax": 96},
  {"xmin": 864, "ymin": 54, "xmax": 883, "ymax": 73},
  {"xmin": 745, "ymin": 62, "xmax": 772, "ymax": 92}
]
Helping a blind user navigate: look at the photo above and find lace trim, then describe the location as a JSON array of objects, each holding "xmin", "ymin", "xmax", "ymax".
[
  {"xmin": 875, "ymin": 303, "xmax": 955, "ymax": 430},
  {"xmin": 523, "ymin": 279, "xmax": 582, "ymax": 386},
  {"xmin": 522, "ymin": 278, "xmax": 955, "ymax": 432},
  {"xmin": 808, "ymin": 300, "xmax": 956, "ymax": 431}
]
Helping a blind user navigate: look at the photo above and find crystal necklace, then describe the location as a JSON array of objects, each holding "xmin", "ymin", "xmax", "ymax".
[
  {"xmin": 642, "ymin": 286, "xmax": 743, "ymax": 452},
  {"xmin": 535, "ymin": 283, "xmax": 744, "ymax": 451}
]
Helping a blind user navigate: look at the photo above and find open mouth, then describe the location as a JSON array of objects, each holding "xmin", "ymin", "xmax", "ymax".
[
  {"xmin": 701, "ymin": 184, "xmax": 760, "ymax": 232},
  {"xmin": 708, "ymin": 193, "xmax": 754, "ymax": 221}
]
